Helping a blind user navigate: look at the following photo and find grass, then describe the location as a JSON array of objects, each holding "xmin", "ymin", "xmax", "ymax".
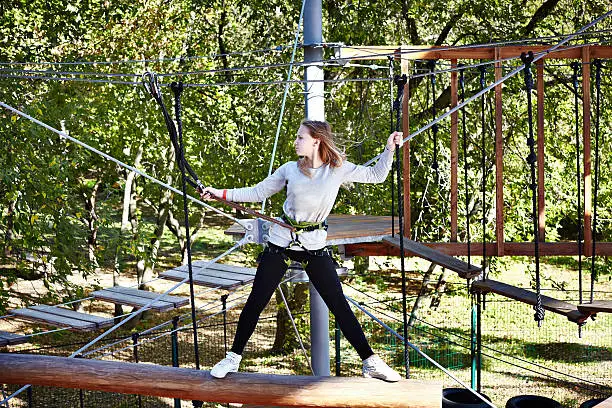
[{"xmin": 2, "ymin": 216, "xmax": 611, "ymax": 407}]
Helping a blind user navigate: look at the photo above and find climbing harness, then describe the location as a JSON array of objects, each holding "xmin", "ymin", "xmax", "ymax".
[{"xmin": 277, "ymin": 213, "xmax": 330, "ymax": 257}]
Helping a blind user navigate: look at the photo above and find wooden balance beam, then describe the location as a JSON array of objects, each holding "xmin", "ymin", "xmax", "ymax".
[{"xmin": 0, "ymin": 354, "xmax": 441, "ymax": 408}]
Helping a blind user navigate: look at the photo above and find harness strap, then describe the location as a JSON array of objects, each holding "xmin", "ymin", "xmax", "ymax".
[{"xmin": 281, "ymin": 213, "xmax": 328, "ymax": 232}]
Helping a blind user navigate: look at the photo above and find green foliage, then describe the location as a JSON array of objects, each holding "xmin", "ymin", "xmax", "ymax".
[{"xmin": 1, "ymin": 0, "xmax": 611, "ymax": 313}]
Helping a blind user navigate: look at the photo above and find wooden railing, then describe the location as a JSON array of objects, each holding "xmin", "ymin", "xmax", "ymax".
[{"xmin": 340, "ymin": 45, "xmax": 612, "ymax": 257}]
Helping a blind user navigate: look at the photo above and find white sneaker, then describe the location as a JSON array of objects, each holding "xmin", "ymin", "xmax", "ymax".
[
  {"xmin": 362, "ymin": 354, "xmax": 402, "ymax": 382},
  {"xmin": 210, "ymin": 351, "xmax": 242, "ymax": 378}
]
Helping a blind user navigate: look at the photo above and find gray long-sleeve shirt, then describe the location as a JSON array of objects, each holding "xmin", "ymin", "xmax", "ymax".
[{"xmin": 227, "ymin": 147, "xmax": 395, "ymax": 250}]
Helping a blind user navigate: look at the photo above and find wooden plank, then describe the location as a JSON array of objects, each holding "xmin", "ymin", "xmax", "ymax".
[
  {"xmin": 577, "ymin": 300, "xmax": 612, "ymax": 314},
  {"xmin": 583, "ymin": 46, "xmax": 592, "ymax": 257},
  {"xmin": 11, "ymin": 308, "xmax": 103, "ymax": 331},
  {"xmin": 103, "ymin": 286, "xmax": 189, "ymax": 308},
  {"xmin": 182, "ymin": 261, "xmax": 257, "ymax": 276},
  {"xmin": 594, "ymin": 396, "xmax": 612, "ymax": 408},
  {"xmin": 30, "ymin": 306, "xmax": 111, "ymax": 327},
  {"xmin": 471, "ymin": 279, "xmax": 592, "ymax": 323},
  {"xmin": 536, "ymin": 60, "xmax": 546, "ymax": 242},
  {"xmin": 383, "ymin": 236, "xmax": 481, "ymax": 279},
  {"xmin": 225, "ymin": 215, "xmax": 397, "ymax": 242},
  {"xmin": 173, "ymin": 264, "xmax": 256, "ymax": 281},
  {"xmin": 159, "ymin": 270, "xmax": 246, "ymax": 289},
  {"xmin": 338, "ymin": 45, "xmax": 612, "ymax": 62},
  {"xmin": 0, "ymin": 353, "xmax": 443, "ymax": 408},
  {"xmin": 0, "ymin": 331, "xmax": 29, "ymax": 347},
  {"xmin": 495, "ymin": 47, "xmax": 505, "ymax": 256},
  {"xmin": 450, "ymin": 58, "xmax": 458, "ymax": 242},
  {"xmin": 92, "ymin": 287, "xmax": 187, "ymax": 312},
  {"xmin": 344, "ymin": 241, "xmax": 612, "ymax": 257},
  {"xmin": 338, "ymin": 46, "xmax": 400, "ymax": 61}
]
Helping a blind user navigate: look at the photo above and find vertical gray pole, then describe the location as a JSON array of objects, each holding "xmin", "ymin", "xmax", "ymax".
[{"xmin": 304, "ymin": 0, "xmax": 329, "ymax": 377}]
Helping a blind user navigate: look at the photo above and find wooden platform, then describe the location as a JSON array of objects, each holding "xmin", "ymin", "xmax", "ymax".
[
  {"xmin": 383, "ymin": 236, "xmax": 482, "ymax": 279},
  {"xmin": 471, "ymin": 279, "xmax": 593, "ymax": 323},
  {"xmin": 0, "ymin": 353, "xmax": 442, "ymax": 408},
  {"xmin": 159, "ymin": 260, "xmax": 256, "ymax": 290},
  {"xmin": 577, "ymin": 300, "xmax": 612, "ymax": 314},
  {"xmin": 225, "ymin": 215, "xmax": 397, "ymax": 245},
  {"xmin": 595, "ymin": 396, "xmax": 612, "ymax": 408},
  {"xmin": 10, "ymin": 305, "xmax": 113, "ymax": 332},
  {"xmin": 0, "ymin": 331, "xmax": 29, "ymax": 347},
  {"xmin": 92, "ymin": 286, "xmax": 189, "ymax": 312}
]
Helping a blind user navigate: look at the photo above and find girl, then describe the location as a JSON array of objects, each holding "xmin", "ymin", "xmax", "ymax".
[{"xmin": 200, "ymin": 120, "xmax": 402, "ymax": 381}]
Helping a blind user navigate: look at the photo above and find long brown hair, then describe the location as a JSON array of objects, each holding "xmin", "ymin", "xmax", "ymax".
[{"xmin": 297, "ymin": 120, "xmax": 345, "ymax": 177}]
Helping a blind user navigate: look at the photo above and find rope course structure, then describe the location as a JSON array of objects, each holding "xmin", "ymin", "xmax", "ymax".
[{"xmin": 1, "ymin": 6, "xmax": 612, "ymax": 408}]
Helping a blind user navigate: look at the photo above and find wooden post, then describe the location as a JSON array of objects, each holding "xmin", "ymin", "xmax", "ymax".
[
  {"xmin": 582, "ymin": 46, "xmax": 592, "ymax": 257},
  {"xmin": 450, "ymin": 59, "xmax": 459, "ymax": 242},
  {"xmin": 494, "ymin": 48, "xmax": 504, "ymax": 256},
  {"xmin": 0, "ymin": 354, "xmax": 442, "ymax": 408},
  {"xmin": 536, "ymin": 60, "xmax": 546, "ymax": 242},
  {"xmin": 401, "ymin": 50, "xmax": 411, "ymax": 239}
]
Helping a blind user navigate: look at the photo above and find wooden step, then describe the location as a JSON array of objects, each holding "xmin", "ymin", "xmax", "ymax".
[
  {"xmin": 160, "ymin": 261, "xmax": 256, "ymax": 290},
  {"xmin": 471, "ymin": 279, "xmax": 593, "ymax": 323},
  {"xmin": 0, "ymin": 331, "xmax": 29, "ymax": 347},
  {"xmin": 92, "ymin": 286, "xmax": 189, "ymax": 312},
  {"xmin": 11, "ymin": 306, "xmax": 113, "ymax": 331},
  {"xmin": 577, "ymin": 300, "xmax": 612, "ymax": 314},
  {"xmin": 383, "ymin": 236, "xmax": 482, "ymax": 279}
]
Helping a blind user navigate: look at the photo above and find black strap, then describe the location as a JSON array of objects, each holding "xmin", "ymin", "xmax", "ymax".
[
  {"xmin": 142, "ymin": 72, "xmax": 203, "ymax": 192},
  {"xmin": 590, "ymin": 59, "xmax": 603, "ymax": 303},
  {"xmin": 521, "ymin": 51, "xmax": 544, "ymax": 326},
  {"xmin": 142, "ymin": 72, "xmax": 203, "ymax": 388},
  {"xmin": 427, "ymin": 60, "xmax": 439, "ymax": 177},
  {"xmin": 570, "ymin": 61, "xmax": 584, "ymax": 307},
  {"xmin": 459, "ymin": 66, "xmax": 472, "ymax": 268},
  {"xmin": 393, "ymin": 73, "xmax": 409, "ymax": 379},
  {"xmin": 479, "ymin": 65, "xmax": 487, "ymax": 278}
]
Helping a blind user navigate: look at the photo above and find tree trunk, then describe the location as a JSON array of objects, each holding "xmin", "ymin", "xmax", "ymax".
[
  {"xmin": 408, "ymin": 263, "xmax": 437, "ymax": 327},
  {"xmin": 3, "ymin": 199, "xmax": 16, "ymax": 257},
  {"xmin": 113, "ymin": 145, "xmax": 143, "ymax": 318},
  {"xmin": 430, "ymin": 268, "xmax": 451, "ymax": 309},
  {"xmin": 271, "ymin": 281, "xmax": 309, "ymax": 354},
  {"xmin": 84, "ymin": 180, "xmax": 100, "ymax": 271},
  {"xmin": 141, "ymin": 143, "xmax": 176, "ymax": 288}
]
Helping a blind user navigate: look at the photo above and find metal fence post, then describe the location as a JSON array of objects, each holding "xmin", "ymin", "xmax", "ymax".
[
  {"xmin": 221, "ymin": 294, "xmax": 229, "ymax": 353},
  {"xmin": 132, "ymin": 332, "xmax": 142, "ymax": 408},
  {"xmin": 171, "ymin": 316, "xmax": 181, "ymax": 408},
  {"xmin": 334, "ymin": 319, "xmax": 341, "ymax": 376}
]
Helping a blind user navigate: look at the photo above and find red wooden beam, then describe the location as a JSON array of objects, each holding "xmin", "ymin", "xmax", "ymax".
[
  {"xmin": 494, "ymin": 48, "xmax": 505, "ymax": 256},
  {"xmin": 582, "ymin": 47, "xmax": 592, "ymax": 257},
  {"xmin": 344, "ymin": 241, "xmax": 612, "ymax": 257}
]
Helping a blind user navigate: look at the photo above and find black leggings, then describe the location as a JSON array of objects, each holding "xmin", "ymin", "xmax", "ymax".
[{"xmin": 231, "ymin": 245, "xmax": 374, "ymax": 360}]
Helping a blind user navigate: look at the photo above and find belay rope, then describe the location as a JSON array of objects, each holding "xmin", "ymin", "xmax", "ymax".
[
  {"xmin": 389, "ymin": 56, "xmax": 396, "ymax": 237},
  {"xmin": 520, "ymin": 51, "xmax": 545, "ymax": 326},
  {"xmin": 393, "ymin": 73, "xmax": 409, "ymax": 379},
  {"xmin": 142, "ymin": 74, "xmax": 203, "ymax": 407},
  {"xmin": 590, "ymin": 59, "xmax": 603, "ymax": 304},
  {"xmin": 142, "ymin": 73, "xmax": 293, "ymax": 231},
  {"xmin": 570, "ymin": 61, "xmax": 584, "ymax": 306},
  {"xmin": 459, "ymin": 66, "xmax": 472, "ymax": 268},
  {"xmin": 427, "ymin": 60, "xmax": 440, "ymax": 180},
  {"xmin": 479, "ymin": 65, "xmax": 488, "ymax": 279}
]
